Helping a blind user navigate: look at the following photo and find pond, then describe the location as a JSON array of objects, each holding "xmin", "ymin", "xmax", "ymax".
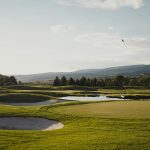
[{"xmin": 60, "ymin": 96, "xmax": 124, "ymax": 101}]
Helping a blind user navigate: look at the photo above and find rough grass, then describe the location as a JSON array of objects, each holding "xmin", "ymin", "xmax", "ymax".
[
  {"xmin": 0, "ymin": 101, "xmax": 150, "ymax": 150},
  {"xmin": 0, "ymin": 93, "xmax": 51, "ymax": 103}
]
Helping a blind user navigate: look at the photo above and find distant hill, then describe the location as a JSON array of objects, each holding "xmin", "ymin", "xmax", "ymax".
[{"xmin": 15, "ymin": 65, "xmax": 150, "ymax": 83}]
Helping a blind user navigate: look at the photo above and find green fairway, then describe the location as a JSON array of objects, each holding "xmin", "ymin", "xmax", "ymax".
[
  {"xmin": 50, "ymin": 101, "xmax": 150, "ymax": 118},
  {"xmin": 98, "ymin": 88, "xmax": 150, "ymax": 94},
  {"xmin": 0, "ymin": 100, "xmax": 150, "ymax": 150}
]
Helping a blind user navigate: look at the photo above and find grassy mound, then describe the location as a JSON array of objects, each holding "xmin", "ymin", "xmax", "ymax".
[{"xmin": 0, "ymin": 93, "xmax": 51, "ymax": 103}]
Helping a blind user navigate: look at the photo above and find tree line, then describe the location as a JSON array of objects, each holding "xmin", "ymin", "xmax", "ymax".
[
  {"xmin": 0, "ymin": 74, "xmax": 17, "ymax": 86},
  {"xmin": 53, "ymin": 75, "xmax": 150, "ymax": 87}
]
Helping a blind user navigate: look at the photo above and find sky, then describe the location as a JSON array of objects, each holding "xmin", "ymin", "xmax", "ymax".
[{"xmin": 0, "ymin": 0, "xmax": 150, "ymax": 75}]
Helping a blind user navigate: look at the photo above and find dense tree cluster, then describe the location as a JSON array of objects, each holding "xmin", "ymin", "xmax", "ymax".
[
  {"xmin": 53, "ymin": 75, "xmax": 150, "ymax": 87},
  {"xmin": 0, "ymin": 74, "xmax": 17, "ymax": 86}
]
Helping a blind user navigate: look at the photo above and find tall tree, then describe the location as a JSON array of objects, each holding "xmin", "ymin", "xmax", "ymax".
[
  {"xmin": 87, "ymin": 78, "xmax": 91, "ymax": 86},
  {"xmin": 9, "ymin": 76, "xmax": 17, "ymax": 84},
  {"xmin": 79, "ymin": 77, "xmax": 87, "ymax": 86},
  {"xmin": 75, "ymin": 79, "xmax": 80, "ymax": 85},
  {"xmin": 0, "ymin": 74, "xmax": 17, "ymax": 86},
  {"xmin": 68, "ymin": 77, "xmax": 75, "ymax": 85},
  {"xmin": 115, "ymin": 75, "xmax": 125, "ymax": 87},
  {"xmin": 91, "ymin": 78, "xmax": 98, "ymax": 86},
  {"xmin": 60, "ymin": 76, "xmax": 67, "ymax": 86},
  {"xmin": 53, "ymin": 76, "xmax": 60, "ymax": 86}
]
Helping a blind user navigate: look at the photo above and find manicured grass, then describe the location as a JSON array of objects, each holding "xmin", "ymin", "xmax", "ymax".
[
  {"xmin": 108, "ymin": 94, "xmax": 150, "ymax": 99},
  {"xmin": 0, "ymin": 93, "xmax": 51, "ymax": 103},
  {"xmin": 0, "ymin": 101, "xmax": 150, "ymax": 150},
  {"xmin": 49, "ymin": 101, "xmax": 150, "ymax": 118},
  {"xmin": 0, "ymin": 86, "xmax": 150, "ymax": 149},
  {"xmin": 98, "ymin": 88, "xmax": 150, "ymax": 94},
  {"xmin": 5, "ymin": 85, "xmax": 98, "ymax": 91}
]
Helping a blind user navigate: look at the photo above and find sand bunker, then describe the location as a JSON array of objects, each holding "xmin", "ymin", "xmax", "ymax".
[{"xmin": 0, "ymin": 117, "xmax": 64, "ymax": 131}]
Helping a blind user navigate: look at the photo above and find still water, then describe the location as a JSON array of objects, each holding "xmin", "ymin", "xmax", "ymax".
[{"xmin": 60, "ymin": 96, "xmax": 124, "ymax": 101}]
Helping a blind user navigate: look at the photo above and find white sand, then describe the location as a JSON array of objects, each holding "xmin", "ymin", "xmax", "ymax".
[{"xmin": 0, "ymin": 117, "xmax": 64, "ymax": 131}]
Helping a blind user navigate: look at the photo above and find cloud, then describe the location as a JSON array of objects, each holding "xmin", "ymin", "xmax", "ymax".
[
  {"xmin": 54, "ymin": 0, "xmax": 144, "ymax": 9},
  {"xmin": 48, "ymin": 24, "xmax": 149, "ymax": 69},
  {"xmin": 126, "ymin": 37, "xmax": 150, "ymax": 49},
  {"xmin": 75, "ymin": 31, "xmax": 150, "ymax": 66},
  {"xmin": 50, "ymin": 25, "xmax": 74, "ymax": 34},
  {"xmin": 108, "ymin": 26, "xmax": 114, "ymax": 31},
  {"xmin": 75, "ymin": 32, "xmax": 150, "ymax": 51},
  {"xmin": 76, "ymin": 32, "xmax": 123, "ymax": 49}
]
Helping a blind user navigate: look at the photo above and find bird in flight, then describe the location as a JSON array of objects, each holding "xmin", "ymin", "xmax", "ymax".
[{"xmin": 122, "ymin": 39, "xmax": 125, "ymax": 42}]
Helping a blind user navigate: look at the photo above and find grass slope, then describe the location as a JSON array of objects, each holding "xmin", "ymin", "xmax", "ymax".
[{"xmin": 0, "ymin": 101, "xmax": 150, "ymax": 150}]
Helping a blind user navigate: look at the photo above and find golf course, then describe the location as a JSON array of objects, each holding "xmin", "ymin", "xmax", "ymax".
[
  {"xmin": 1, "ymin": 0, "xmax": 150, "ymax": 149},
  {"xmin": 0, "ymin": 85, "xmax": 150, "ymax": 150}
]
